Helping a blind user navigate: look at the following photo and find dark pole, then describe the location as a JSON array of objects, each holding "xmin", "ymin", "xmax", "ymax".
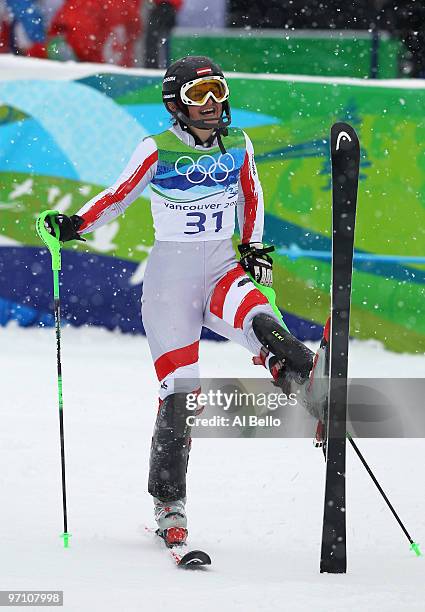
[{"xmin": 347, "ymin": 432, "xmax": 421, "ymax": 556}]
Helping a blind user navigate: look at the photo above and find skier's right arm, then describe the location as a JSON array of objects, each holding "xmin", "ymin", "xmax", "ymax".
[
  {"xmin": 77, "ymin": 137, "xmax": 158, "ymax": 235},
  {"xmin": 48, "ymin": 138, "xmax": 158, "ymax": 241}
]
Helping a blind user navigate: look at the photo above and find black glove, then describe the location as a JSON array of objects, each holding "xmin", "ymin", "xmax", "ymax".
[
  {"xmin": 238, "ymin": 242, "xmax": 274, "ymax": 287},
  {"xmin": 44, "ymin": 214, "xmax": 86, "ymax": 243}
]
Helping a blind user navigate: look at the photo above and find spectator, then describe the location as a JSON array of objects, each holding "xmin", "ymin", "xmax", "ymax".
[
  {"xmin": 0, "ymin": 0, "xmax": 45, "ymax": 54},
  {"xmin": 0, "ymin": 0, "xmax": 12, "ymax": 52},
  {"xmin": 1, "ymin": 0, "xmax": 143, "ymax": 66},
  {"xmin": 25, "ymin": 0, "xmax": 71, "ymax": 59},
  {"xmin": 38, "ymin": 0, "xmax": 64, "ymax": 28},
  {"xmin": 145, "ymin": 0, "xmax": 183, "ymax": 69},
  {"xmin": 47, "ymin": 0, "xmax": 142, "ymax": 66}
]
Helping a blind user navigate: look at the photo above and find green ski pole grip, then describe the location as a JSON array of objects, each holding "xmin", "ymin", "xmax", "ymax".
[
  {"xmin": 411, "ymin": 542, "xmax": 422, "ymax": 557},
  {"xmin": 36, "ymin": 210, "xmax": 62, "ymax": 271},
  {"xmin": 60, "ymin": 532, "xmax": 71, "ymax": 549},
  {"xmin": 248, "ymin": 273, "xmax": 289, "ymax": 332},
  {"xmin": 36, "ymin": 210, "xmax": 70, "ymax": 546}
]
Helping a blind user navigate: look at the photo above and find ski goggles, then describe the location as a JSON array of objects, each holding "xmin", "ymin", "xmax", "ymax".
[{"xmin": 180, "ymin": 76, "xmax": 230, "ymax": 106}]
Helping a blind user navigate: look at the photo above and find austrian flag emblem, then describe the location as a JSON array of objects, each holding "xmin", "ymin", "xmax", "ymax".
[{"xmin": 196, "ymin": 67, "xmax": 213, "ymax": 76}]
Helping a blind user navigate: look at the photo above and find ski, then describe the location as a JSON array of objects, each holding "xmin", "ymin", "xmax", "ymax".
[
  {"xmin": 145, "ymin": 527, "xmax": 211, "ymax": 569},
  {"xmin": 320, "ymin": 122, "xmax": 360, "ymax": 574},
  {"xmin": 166, "ymin": 545, "xmax": 212, "ymax": 568}
]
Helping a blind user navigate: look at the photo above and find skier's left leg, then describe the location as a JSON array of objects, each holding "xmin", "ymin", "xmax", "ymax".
[
  {"xmin": 203, "ymin": 242, "xmax": 313, "ymax": 376},
  {"xmin": 203, "ymin": 241, "xmax": 326, "ymax": 416},
  {"xmin": 205, "ymin": 278, "xmax": 327, "ymax": 419}
]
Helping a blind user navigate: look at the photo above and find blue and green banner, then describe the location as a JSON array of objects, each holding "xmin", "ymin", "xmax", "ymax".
[{"xmin": 0, "ymin": 57, "xmax": 424, "ymax": 353}]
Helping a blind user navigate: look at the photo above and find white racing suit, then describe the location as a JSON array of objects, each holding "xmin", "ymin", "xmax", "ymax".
[
  {"xmin": 76, "ymin": 123, "xmax": 281, "ymax": 501},
  {"xmin": 142, "ymin": 238, "xmax": 276, "ymax": 398},
  {"xmin": 77, "ymin": 123, "xmax": 279, "ymax": 399}
]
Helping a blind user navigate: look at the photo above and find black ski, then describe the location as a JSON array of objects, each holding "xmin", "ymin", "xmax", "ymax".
[
  {"xmin": 159, "ymin": 533, "xmax": 211, "ymax": 569},
  {"xmin": 145, "ymin": 527, "xmax": 211, "ymax": 568},
  {"xmin": 320, "ymin": 122, "xmax": 360, "ymax": 574},
  {"xmin": 173, "ymin": 548, "xmax": 212, "ymax": 568}
]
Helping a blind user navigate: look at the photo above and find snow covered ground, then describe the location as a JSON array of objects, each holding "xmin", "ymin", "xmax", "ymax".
[{"xmin": 1, "ymin": 324, "xmax": 424, "ymax": 611}]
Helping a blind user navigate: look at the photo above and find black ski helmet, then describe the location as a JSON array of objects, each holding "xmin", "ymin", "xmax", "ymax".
[{"xmin": 162, "ymin": 55, "xmax": 231, "ymax": 134}]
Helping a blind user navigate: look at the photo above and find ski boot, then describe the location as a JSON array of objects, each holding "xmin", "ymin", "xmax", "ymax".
[
  {"xmin": 154, "ymin": 497, "xmax": 188, "ymax": 548},
  {"xmin": 252, "ymin": 313, "xmax": 330, "ymax": 423},
  {"xmin": 296, "ymin": 317, "xmax": 329, "ymax": 422}
]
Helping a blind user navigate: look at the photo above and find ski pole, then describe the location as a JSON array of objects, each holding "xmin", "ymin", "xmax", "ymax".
[
  {"xmin": 248, "ymin": 274, "xmax": 290, "ymax": 333},
  {"xmin": 248, "ymin": 262, "xmax": 421, "ymax": 559},
  {"xmin": 36, "ymin": 210, "xmax": 71, "ymax": 549},
  {"xmin": 346, "ymin": 432, "xmax": 421, "ymax": 557}
]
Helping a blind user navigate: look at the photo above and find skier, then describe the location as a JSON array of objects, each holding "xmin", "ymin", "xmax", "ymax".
[{"xmin": 44, "ymin": 56, "xmax": 326, "ymax": 548}]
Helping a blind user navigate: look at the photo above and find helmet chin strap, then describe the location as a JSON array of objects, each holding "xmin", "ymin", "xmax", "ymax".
[
  {"xmin": 175, "ymin": 108, "xmax": 231, "ymax": 132},
  {"xmin": 172, "ymin": 101, "xmax": 231, "ymax": 153},
  {"xmin": 175, "ymin": 110, "xmax": 231, "ymax": 154}
]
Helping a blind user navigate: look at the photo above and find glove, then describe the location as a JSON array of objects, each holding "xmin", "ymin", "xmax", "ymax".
[
  {"xmin": 44, "ymin": 214, "xmax": 86, "ymax": 243},
  {"xmin": 238, "ymin": 242, "xmax": 274, "ymax": 287}
]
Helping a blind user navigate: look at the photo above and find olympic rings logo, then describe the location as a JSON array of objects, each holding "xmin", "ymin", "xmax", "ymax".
[{"xmin": 175, "ymin": 153, "xmax": 235, "ymax": 184}]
